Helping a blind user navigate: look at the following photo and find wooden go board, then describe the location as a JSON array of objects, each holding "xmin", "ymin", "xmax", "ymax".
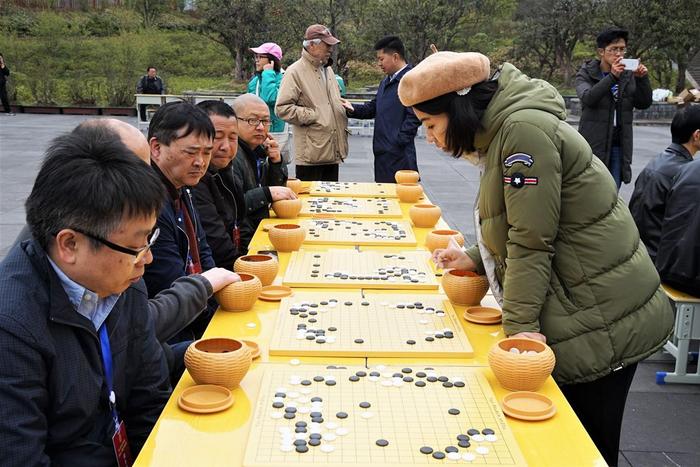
[
  {"xmin": 268, "ymin": 291, "xmax": 473, "ymax": 358},
  {"xmin": 309, "ymin": 181, "xmax": 398, "ymax": 198},
  {"xmin": 243, "ymin": 364, "xmax": 528, "ymax": 467},
  {"xmin": 300, "ymin": 197, "xmax": 403, "ymax": 218},
  {"xmin": 282, "ymin": 249, "xmax": 439, "ymax": 290},
  {"xmin": 300, "ymin": 219, "xmax": 417, "ymax": 246}
]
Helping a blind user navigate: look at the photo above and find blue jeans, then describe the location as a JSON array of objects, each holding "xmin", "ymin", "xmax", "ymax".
[{"xmin": 609, "ymin": 146, "xmax": 622, "ymax": 191}]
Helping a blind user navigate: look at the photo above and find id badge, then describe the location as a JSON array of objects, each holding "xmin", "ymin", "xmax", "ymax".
[
  {"xmin": 112, "ymin": 420, "xmax": 133, "ymax": 467},
  {"xmin": 233, "ymin": 226, "xmax": 241, "ymax": 250}
]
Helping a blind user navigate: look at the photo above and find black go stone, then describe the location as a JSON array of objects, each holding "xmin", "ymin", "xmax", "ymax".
[
  {"xmin": 295, "ymin": 427, "xmax": 307, "ymax": 433},
  {"xmin": 310, "ymin": 433, "xmax": 322, "ymax": 440},
  {"xmin": 272, "ymin": 402, "xmax": 284, "ymax": 408},
  {"xmin": 445, "ymin": 446, "xmax": 458, "ymax": 453},
  {"xmin": 315, "ymin": 337, "xmax": 324, "ymax": 343},
  {"xmin": 284, "ymin": 413, "xmax": 295, "ymax": 419},
  {"xmin": 420, "ymin": 446, "xmax": 434, "ymax": 455},
  {"xmin": 482, "ymin": 428, "xmax": 495, "ymax": 435},
  {"xmin": 325, "ymin": 380, "xmax": 336, "ymax": 386},
  {"xmin": 344, "ymin": 301, "xmax": 353, "ymax": 306},
  {"xmin": 427, "ymin": 376, "xmax": 438, "ymax": 382},
  {"xmin": 293, "ymin": 439, "xmax": 307, "ymax": 447},
  {"xmin": 432, "ymin": 451, "xmax": 446, "ymax": 460},
  {"xmin": 305, "ymin": 335, "xmax": 315, "ymax": 341},
  {"xmin": 458, "ymin": 439, "xmax": 471, "ymax": 448},
  {"xmin": 328, "ymin": 327, "xmax": 337, "ymax": 332},
  {"xmin": 285, "ymin": 407, "xmax": 297, "ymax": 413},
  {"xmin": 438, "ymin": 376, "xmax": 449, "ymax": 382},
  {"xmin": 444, "ymin": 331, "xmax": 454, "ymax": 338},
  {"xmin": 349, "ymin": 375, "xmax": 360, "ymax": 382},
  {"xmin": 310, "ymin": 412, "xmax": 322, "ymax": 418},
  {"xmin": 295, "ymin": 445, "xmax": 309, "ymax": 453},
  {"xmin": 425, "ymin": 337, "xmax": 435, "ymax": 342},
  {"xmin": 435, "ymin": 333, "xmax": 444, "ymax": 339},
  {"xmin": 457, "ymin": 434, "xmax": 469, "ymax": 441},
  {"xmin": 376, "ymin": 439, "xmax": 389, "ymax": 447},
  {"xmin": 370, "ymin": 371, "xmax": 380, "ymax": 377},
  {"xmin": 336, "ymin": 412, "xmax": 348, "ymax": 419},
  {"xmin": 443, "ymin": 382, "xmax": 454, "ymax": 388},
  {"xmin": 362, "ymin": 302, "xmax": 370, "ymax": 306},
  {"xmin": 295, "ymin": 421, "xmax": 307, "ymax": 427},
  {"xmin": 402, "ymin": 367, "xmax": 412, "ymax": 374},
  {"xmin": 274, "ymin": 392, "xmax": 286, "ymax": 398},
  {"xmin": 308, "ymin": 439, "xmax": 321, "ymax": 447},
  {"xmin": 301, "ymin": 380, "xmax": 312, "ymax": 386},
  {"xmin": 313, "ymin": 376, "xmax": 324, "ymax": 382},
  {"xmin": 454, "ymin": 381, "xmax": 466, "ymax": 388},
  {"xmin": 311, "ymin": 397, "xmax": 322, "ymax": 402},
  {"xmin": 406, "ymin": 339, "xmax": 416, "ymax": 345},
  {"xmin": 416, "ymin": 372, "xmax": 427, "ymax": 378},
  {"xmin": 359, "ymin": 402, "xmax": 371, "ymax": 408},
  {"xmin": 356, "ymin": 371, "xmax": 367, "ymax": 377},
  {"xmin": 320, "ymin": 301, "xmax": 328, "ymax": 305},
  {"xmin": 403, "ymin": 376, "xmax": 414, "ymax": 383},
  {"xmin": 467, "ymin": 428, "xmax": 480, "ymax": 436},
  {"xmin": 415, "ymin": 380, "xmax": 426, "ymax": 387},
  {"xmin": 354, "ymin": 339, "xmax": 364, "ymax": 344},
  {"xmin": 448, "ymin": 408, "xmax": 460, "ymax": 415},
  {"xmin": 311, "ymin": 417, "xmax": 323, "ymax": 423},
  {"xmin": 392, "ymin": 372, "xmax": 403, "ymax": 378}
]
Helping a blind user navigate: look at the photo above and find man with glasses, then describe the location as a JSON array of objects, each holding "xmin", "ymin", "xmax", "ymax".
[
  {"xmin": 576, "ymin": 27, "xmax": 652, "ymax": 190},
  {"xmin": 276, "ymin": 24, "xmax": 349, "ymax": 182},
  {"xmin": 0, "ymin": 125, "xmax": 171, "ymax": 465},
  {"xmin": 232, "ymin": 94, "xmax": 295, "ymax": 250}
]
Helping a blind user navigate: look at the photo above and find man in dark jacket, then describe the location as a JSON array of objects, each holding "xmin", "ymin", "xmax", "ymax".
[
  {"xmin": 0, "ymin": 53, "xmax": 13, "ymax": 115},
  {"xmin": 136, "ymin": 66, "xmax": 166, "ymax": 121},
  {"xmin": 576, "ymin": 27, "xmax": 652, "ymax": 189},
  {"xmin": 343, "ymin": 36, "xmax": 420, "ymax": 182},
  {"xmin": 656, "ymin": 157, "xmax": 700, "ymax": 296},
  {"xmin": 145, "ymin": 101, "xmax": 217, "ymax": 340},
  {"xmin": 232, "ymin": 94, "xmax": 295, "ymax": 250},
  {"xmin": 629, "ymin": 105, "xmax": 700, "ymax": 262},
  {"xmin": 193, "ymin": 100, "xmax": 247, "ymax": 268},
  {"xmin": 0, "ymin": 126, "xmax": 171, "ymax": 465}
]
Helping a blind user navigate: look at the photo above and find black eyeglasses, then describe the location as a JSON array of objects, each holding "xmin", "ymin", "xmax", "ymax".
[
  {"xmin": 237, "ymin": 117, "xmax": 272, "ymax": 127},
  {"xmin": 71, "ymin": 227, "xmax": 160, "ymax": 264}
]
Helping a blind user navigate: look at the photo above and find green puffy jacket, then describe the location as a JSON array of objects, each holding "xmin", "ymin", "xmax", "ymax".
[
  {"xmin": 247, "ymin": 70, "xmax": 285, "ymax": 132},
  {"xmin": 465, "ymin": 63, "xmax": 673, "ymax": 385}
]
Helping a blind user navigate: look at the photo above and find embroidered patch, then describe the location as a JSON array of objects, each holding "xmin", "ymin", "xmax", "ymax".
[
  {"xmin": 503, "ymin": 153, "xmax": 534, "ymax": 168},
  {"xmin": 503, "ymin": 172, "xmax": 538, "ymax": 188}
]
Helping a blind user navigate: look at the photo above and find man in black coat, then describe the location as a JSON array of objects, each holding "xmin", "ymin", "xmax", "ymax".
[
  {"xmin": 193, "ymin": 100, "xmax": 247, "ymax": 268},
  {"xmin": 342, "ymin": 36, "xmax": 420, "ymax": 182},
  {"xmin": 629, "ymin": 105, "xmax": 700, "ymax": 262},
  {"xmin": 575, "ymin": 27, "xmax": 652, "ymax": 189},
  {"xmin": 136, "ymin": 66, "xmax": 166, "ymax": 121},
  {"xmin": 0, "ymin": 126, "xmax": 171, "ymax": 465},
  {"xmin": 0, "ymin": 53, "xmax": 13, "ymax": 115}
]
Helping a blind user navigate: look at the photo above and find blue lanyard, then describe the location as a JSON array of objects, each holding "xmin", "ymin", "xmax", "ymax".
[
  {"xmin": 99, "ymin": 323, "xmax": 120, "ymax": 431},
  {"xmin": 255, "ymin": 158, "xmax": 264, "ymax": 186}
]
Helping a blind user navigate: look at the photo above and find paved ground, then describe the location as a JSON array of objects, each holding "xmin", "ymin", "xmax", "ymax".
[{"xmin": 1, "ymin": 114, "xmax": 698, "ymax": 466}]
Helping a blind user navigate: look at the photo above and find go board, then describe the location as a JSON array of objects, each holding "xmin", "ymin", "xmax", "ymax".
[
  {"xmin": 300, "ymin": 197, "xmax": 402, "ymax": 218},
  {"xmin": 243, "ymin": 364, "xmax": 528, "ymax": 467},
  {"xmin": 309, "ymin": 181, "xmax": 398, "ymax": 198},
  {"xmin": 300, "ymin": 219, "xmax": 417, "ymax": 246},
  {"xmin": 282, "ymin": 249, "xmax": 439, "ymax": 290},
  {"xmin": 268, "ymin": 291, "xmax": 473, "ymax": 358}
]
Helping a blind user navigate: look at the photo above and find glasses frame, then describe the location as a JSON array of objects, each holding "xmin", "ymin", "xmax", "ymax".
[
  {"xmin": 237, "ymin": 117, "xmax": 272, "ymax": 127},
  {"xmin": 605, "ymin": 46, "xmax": 627, "ymax": 55},
  {"xmin": 71, "ymin": 227, "xmax": 160, "ymax": 264}
]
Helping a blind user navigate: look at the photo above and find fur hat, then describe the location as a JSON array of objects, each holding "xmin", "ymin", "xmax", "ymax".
[{"xmin": 398, "ymin": 51, "xmax": 491, "ymax": 106}]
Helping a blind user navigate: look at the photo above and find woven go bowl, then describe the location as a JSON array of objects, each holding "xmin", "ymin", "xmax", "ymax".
[
  {"xmin": 396, "ymin": 183, "xmax": 423, "ymax": 203},
  {"xmin": 488, "ymin": 337, "xmax": 556, "ymax": 392},
  {"xmin": 395, "ymin": 170, "xmax": 420, "ymax": 184},
  {"xmin": 409, "ymin": 203, "xmax": 442, "ymax": 228},
  {"xmin": 271, "ymin": 198, "xmax": 302, "ymax": 219},
  {"xmin": 268, "ymin": 223, "xmax": 306, "ymax": 252},
  {"xmin": 234, "ymin": 254, "xmax": 279, "ymax": 286},
  {"xmin": 184, "ymin": 337, "xmax": 252, "ymax": 389},
  {"xmin": 286, "ymin": 178, "xmax": 303, "ymax": 194},
  {"xmin": 215, "ymin": 273, "xmax": 262, "ymax": 312},
  {"xmin": 425, "ymin": 229, "xmax": 465, "ymax": 252},
  {"xmin": 442, "ymin": 270, "xmax": 489, "ymax": 306}
]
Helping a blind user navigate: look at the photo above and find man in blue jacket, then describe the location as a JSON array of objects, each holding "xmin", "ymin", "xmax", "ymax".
[
  {"xmin": 0, "ymin": 125, "xmax": 171, "ymax": 465},
  {"xmin": 342, "ymin": 36, "xmax": 421, "ymax": 182}
]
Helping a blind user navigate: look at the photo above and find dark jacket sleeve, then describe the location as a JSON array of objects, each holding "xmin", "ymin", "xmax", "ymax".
[
  {"xmin": 194, "ymin": 209, "xmax": 215, "ymax": 272},
  {"xmin": 1, "ymin": 66, "xmax": 9, "ymax": 77},
  {"xmin": 122, "ymin": 305, "xmax": 171, "ymax": 455},
  {"xmin": 192, "ymin": 183, "xmax": 237, "ymax": 269},
  {"xmin": 265, "ymin": 160, "xmax": 288, "ymax": 187},
  {"xmin": 144, "ymin": 208, "xmax": 185, "ymax": 298},
  {"xmin": 136, "ymin": 76, "xmax": 145, "ymax": 93},
  {"xmin": 158, "ymin": 77, "xmax": 166, "ymax": 94},
  {"xmin": 398, "ymin": 106, "xmax": 421, "ymax": 146},
  {"xmin": 0, "ymin": 316, "xmax": 52, "ymax": 466},
  {"xmin": 351, "ymin": 98, "xmax": 377, "ymax": 119},
  {"xmin": 148, "ymin": 274, "xmax": 212, "ymax": 342},
  {"xmin": 575, "ymin": 66, "xmax": 617, "ymax": 107},
  {"xmin": 633, "ymin": 75, "xmax": 653, "ymax": 110}
]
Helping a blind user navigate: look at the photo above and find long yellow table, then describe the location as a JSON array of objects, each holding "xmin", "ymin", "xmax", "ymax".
[{"xmin": 135, "ymin": 189, "xmax": 605, "ymax": 466}]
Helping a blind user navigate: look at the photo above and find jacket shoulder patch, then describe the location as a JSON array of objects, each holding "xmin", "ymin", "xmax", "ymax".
[{"xmin": 504, "ymin": 153, "xmax": 534, "ymax": 168}]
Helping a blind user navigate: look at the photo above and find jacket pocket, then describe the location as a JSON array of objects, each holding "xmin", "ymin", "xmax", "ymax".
[{"xmin": 548, "ymin": 272, "xmax": 580, "ymax": 315}]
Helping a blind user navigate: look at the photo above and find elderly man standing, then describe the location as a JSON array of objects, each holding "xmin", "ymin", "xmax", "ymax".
[
  {"xmin": 276, "ymin": 24, "xmax": 349, "ymax": 181},
  {"xmin": 232, "ymin": 94, "xmax": 295, "ymax": 251}
]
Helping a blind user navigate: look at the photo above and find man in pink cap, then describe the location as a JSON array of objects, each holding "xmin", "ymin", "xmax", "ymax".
[
  {"xmin": 247, "ymin": 42, "xmax": 285, "ymax": 133},
  {"xmin": 276, "ymin": 24, "xmax": 348, "ymax": 181}
]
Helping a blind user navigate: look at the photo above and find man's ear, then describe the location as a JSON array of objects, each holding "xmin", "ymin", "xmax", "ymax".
[
  {"xmin": 53, "ymin": 229, "xmax": 81, "ymax": 265},
  {"xmin": 149, "ymin": 137, "xmax": 161, "ymax": 162}
]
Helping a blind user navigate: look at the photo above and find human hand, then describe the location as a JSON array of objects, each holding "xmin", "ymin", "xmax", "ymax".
[
  {"xmin": 340, "ymin": 98, "xmax": 354, "ymax": 112},
  {"xmin": 201, "ymin": 268, "xmax": 240, "ymax": 293},
  {"xmin": 510, "ymin": 331, "xmax": 547, "ymax": 344},
  {"xmin": 611, "ymin": 57, "xmax": 625, "ymax": 78},
  {"xmin": 634, "ymin": 62, "xmax": 648, "ymax": 78},
  {"xmin": 263, "ymin": 63, "xmax": 274, "ymax": 71},
  {"xmin": 264, "ymin": 136, "xmax": 281, "ymax": 163},
  {"xmin": 270, "ymin": 186, "xmax": 297, "ymax": 201},
  {"xmin": 432, "ymin": 237, "xmax": 474, "ymax": 270}
]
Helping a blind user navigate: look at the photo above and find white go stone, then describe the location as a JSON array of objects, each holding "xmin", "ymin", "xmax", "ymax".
[
  {"xmin": 325, "ymin": 422, "xmax": 339, "ymax": 430},
  {"xmin": 298, "ymin": 406, "xmax": 311, "ymax": 414},
  {"xmin": 320, "ymin": 444, "xmax": 335, "ymax": 453},
  {"xmin": 476, "ymin": 446, "xmax": 489, "ymax": 455},
  {"xmin": 300, "ymin": 388, "xmax": 313, "ymax": 395},
  {"xmin": 273, "ymin": 397, "xmax": 285, "ymax": 403},
  {"xmin": 381, "ymin": 372, "xmax": 393, "ymax": 378},
  {"xmin": 392, "ymin": 379, "xmax": 404, "ymax": 387},
  {"xmin": 381, "ymin": 380, "xmax": 393, "ymax": 387},
  {"xmin": 289, "ymin": 377, "xmax": 301, "ymax": 385},
  {"xmin": 447, "ymin": 452, "xmax": 461, "ymax": 460},
  {"xmin": 419, "ymin": 319, "xmax": 429, "ymax": 325},
  {"xmin": 375, "ymin": 365, "xmax": 386, "ymax": 371},
  {"xmin": 471, "ymin": 434, "xmax": 485, "ymax": 443},
  {"xmin": 270, "ymin": 411, "xmax": 284, "ymax": 419},
  {"xmin": 278, "ymin": 426, "xmax": 291, "ymax": 434},
  {"xmin": 298, "ymin": 397, "xmax": 310, "ymax": 404},
  {"xmin": 276, "ymin": 387, "xmax": 288, "ymax": 393},
  {"xmin": 294, "ymin": 433, "xmax": 306, "ymax": 440},
  {"xmin": 323, "ymin": 433, "xmax": 337, "ymax": 442},
  {"xmin": 509, "ymin": 347, "xmax": 520, "ymax": 354},
  {"xmin": 361, "ymin": 411, "xmax": 374, "ymax": 419},
  {"xmin": 336, "ymin": 427, "xmax": 349, "ymax": 436},
  {"xmin": 368, "ymin": 376, "xmax": 380, "ymax": 382},
  {"xmin": 287, "ymin": 391, "xmax": 300, "ymax": 399},
  {"xmin": 286, "ymin": 401, "xmax": 297, "ymax": 408},
  {"xmin": 290, "ymin": 359, "xmax": 301, "ymax": 365},
  {"xmin": 462, "ymin": 453, "xmax": 476, "ymax": 461},
  {"xmin": 279, "ymin": 444, "xmax": 294, "ymax": 452},
  {"xmin": 485, "ymin": 434, "xmax": 498, "ymax": 442},
  {"xmin": 326, "ymin": 336, "xmax": 336, "ymax": 344}
]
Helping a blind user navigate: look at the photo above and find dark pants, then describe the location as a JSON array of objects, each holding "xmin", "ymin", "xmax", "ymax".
[
  {"xmin": 374, "ymin": 150, "xmax": 418, "ymax": 183},
  {"xmin": 0, "ymin": 83, "xmax": 10, "ymax": 113},
  {"xmin": 560, "ymin": 363, "xmax": 638, "ymax": 467},
  {"xmin": 138, "ymin": 104, "xmax": 149, "ymax": 122},
  {"xmin": 609, "ymin": 146, "xmax": 622, "ymax": 191},
  {"xmin": 295, "ymin": 163, "xmax": 339, "ymax": 182}
]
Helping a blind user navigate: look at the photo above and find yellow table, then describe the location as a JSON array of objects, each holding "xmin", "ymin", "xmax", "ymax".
[{"xmin": 135, "ymin": 190, "xmax": 605, "ymax": 466}]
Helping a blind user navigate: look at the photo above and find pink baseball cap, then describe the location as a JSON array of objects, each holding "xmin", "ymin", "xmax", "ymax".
[{"xmin": 250, "ymin": 42, "xmax": 283, "ymax": 61}]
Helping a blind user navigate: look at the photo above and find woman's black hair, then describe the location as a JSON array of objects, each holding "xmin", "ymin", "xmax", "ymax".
[
  {"xmin": 257, "ymin": 53, "xmax": 281, "ymax": 73},
  {"xmin": 414, "ymin": 79, "xmax": 499, "ymax": 157}
]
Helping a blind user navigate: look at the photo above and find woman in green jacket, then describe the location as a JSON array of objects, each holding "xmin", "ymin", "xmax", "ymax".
[
  {"xmin": 247, "ymin": 42, "xmax": 285, "ymax": 133},
  {"xmin": 398, "ymin": 51, "xmax": 672, "ymax": 467}
]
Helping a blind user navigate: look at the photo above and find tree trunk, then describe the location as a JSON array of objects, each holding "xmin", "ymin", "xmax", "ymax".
[
  {"xmin": 235, "ymin": 48, "xmax": 244, "ymax": 81},
  {"xmin": 676, "ymin": 62, "xmax": 687, "ymax": 94}
]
